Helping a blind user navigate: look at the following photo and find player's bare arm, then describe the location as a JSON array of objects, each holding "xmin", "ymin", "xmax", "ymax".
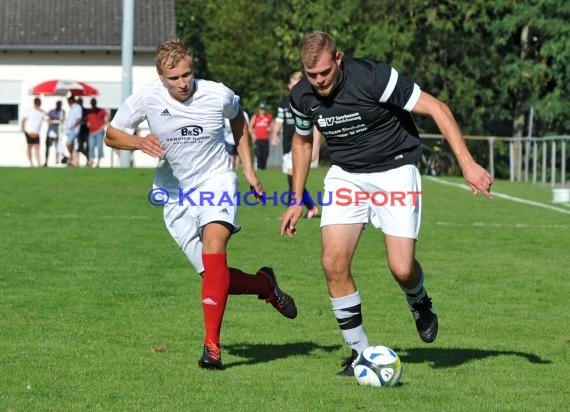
[
  {"xmin": 231, "ymin": 111, "xmax": 263, "ymax": 198},
  {"xmin": 248, "ymin": 114, "xmax": 257, "ymax": 141},
  {"xmin": 412, "ymin": 92, "xmax": 494, "ymax": 199},
  {"xmin": 105, "ymin": 125, "xmax": 164, "ymax": 158},
  {"xmin": 271, "ymin": 121, "xmax": 282, "ymax": 146},
  {"xmin": 280, "ymin": 132, "xmax": 313, "ymax": 238},
  {"xmin": 311, "ymin": 127, "xmax": 321, "ymax": 161}
]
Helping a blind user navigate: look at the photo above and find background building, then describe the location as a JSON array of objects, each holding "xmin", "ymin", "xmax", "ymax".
[{"xmin": 0, "ymin": 0, "xmax": 175, "ymax": 167}]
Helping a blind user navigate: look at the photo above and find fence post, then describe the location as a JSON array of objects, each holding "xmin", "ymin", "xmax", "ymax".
[
  {"xmin": 551, "ymin": 141, "xmax": 557, "ymax": 188},
  {"xmin": 524, "ymin": 139, "xmax": 531, "ymax": 182},
  {"xmin": 542, "ymin": 141, "xmax": 547, "ymax": 185},
  {"xmin": 488, "ymin": 136, "xmax": 495, "ymax": 177},
  {"xmin": 532, "ymin": 140, "xmax": 538, "ymax": 184},
  {"xmin": 562, "ymin": 140, "xmax": 566, "ymax": 186},
  {"xmin": 509, "ymin": 141, "xmax": 515, "ymax": 182}
]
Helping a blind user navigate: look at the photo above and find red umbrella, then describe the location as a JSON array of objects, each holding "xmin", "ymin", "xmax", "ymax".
[{"xmin": 30, "ymin": 79, "xmax": 99, "ymax": 96}]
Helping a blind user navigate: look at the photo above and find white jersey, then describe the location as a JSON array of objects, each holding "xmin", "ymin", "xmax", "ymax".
[
  {"xmin": 111, "ymin": 78, "xmax": 240, "ymax": 200},
  {"xmin": 65, "ymin": 103, "xmax": 83, "ymax": 135},
  {"xmin": 23, "ymin": 107, "xmax": 46, "ymax": 134}
]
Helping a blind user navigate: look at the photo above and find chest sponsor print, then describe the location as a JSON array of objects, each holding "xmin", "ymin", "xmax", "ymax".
[
  {"xmin": 317, "ymin": 112, "xmax": 367, "ymax": 137},
  {"xmin": 167, "ymin": 125, "xmax": 207, "ymax": 144}
]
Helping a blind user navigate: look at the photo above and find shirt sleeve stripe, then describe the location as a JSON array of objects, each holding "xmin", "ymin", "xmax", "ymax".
[
  {"xmin": 295, "ymin": 127, "xmax": 312, "ymax": 136},
  {"xmin": 379, "ymin": 67, "xmax": 398, "ymax": 103},
  {"xmin": 403, "ymin": 84, "xmax": 421, "ymax": 112},
  {"xmin": 290, "ymin": 104, "xmax": 308, "ymax": 118}
]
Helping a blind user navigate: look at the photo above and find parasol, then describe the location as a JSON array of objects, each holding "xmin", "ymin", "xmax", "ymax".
[{"xmin": 30, "ymin": 79, "xmax": 99, "ymax": 96}]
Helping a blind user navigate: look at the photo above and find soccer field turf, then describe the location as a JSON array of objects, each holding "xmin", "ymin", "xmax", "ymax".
[{"xmin": 1, "ymin": 167, "xmax": 569, "ymax": 411}]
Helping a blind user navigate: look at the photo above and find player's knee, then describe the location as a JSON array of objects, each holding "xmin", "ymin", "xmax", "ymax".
[
  {"xmin": 388, "ymin": 262, "xmax": 415, "ymax": 283},
  {"xmin": 321, "ymin": 252, "xmax": 350, "ymax": 280}
]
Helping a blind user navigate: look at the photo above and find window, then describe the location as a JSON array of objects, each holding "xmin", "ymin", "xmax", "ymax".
[
  {"xmin": 0, "ymin": 104, "xmax": 18, "ymax": 124},
  {"xmin": 0, "ymin": 80, "xmax": 21, "ymax": 124}
]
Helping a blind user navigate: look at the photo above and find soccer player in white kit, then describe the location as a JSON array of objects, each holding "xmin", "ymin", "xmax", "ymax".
[{"xmin": 105, "ymin": 40, "xmax": 297, "ymax": 370}]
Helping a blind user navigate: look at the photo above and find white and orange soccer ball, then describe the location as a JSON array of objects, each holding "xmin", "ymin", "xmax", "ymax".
[{"xmin": 353, "ymin": 345, "xmax": 402, "ymax": 387}]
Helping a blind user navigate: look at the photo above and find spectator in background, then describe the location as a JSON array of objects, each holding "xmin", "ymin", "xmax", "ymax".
[
  {"xmin": 85, "ymin": 98, "xmax": 110, "ymax": 167},
  {"xmin": 249, "ymin": 103, "xmax": 273, "ymax": 170},
  {"xmin": 271, "ymin": 71, "xmax": 320, "ymax": 218},
  {"xmin": 76, "ymin": 97, "xmax": 90, "ymax": 165},
  {"xmin": 21, "ymin": 97, "xmax": 46, "ymax": 167},
  {"xmin": 45, "ymin": 100, "xmax": 65, "ymax": 167},
  {"xmin": 65, "ymin": 96, "xmax": 83, "ymax": 167}
]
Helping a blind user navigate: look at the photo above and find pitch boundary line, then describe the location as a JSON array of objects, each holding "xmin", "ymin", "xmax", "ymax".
[
  {"xmin": 424, "ymin": 177, "xmax": 570, "ymax": 215},
  {"xmin": 435, "ymin": 221, "xmax": 569, "ymax": 229}
]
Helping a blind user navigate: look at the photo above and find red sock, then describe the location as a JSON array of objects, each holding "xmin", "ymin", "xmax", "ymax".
[
  {"xmin": 228, "ymin": 267, "xmax": 272, "ymax": 296},
  {"xmin": 201, "ymin": 253, "xmax": 230, "ymax": 346}
]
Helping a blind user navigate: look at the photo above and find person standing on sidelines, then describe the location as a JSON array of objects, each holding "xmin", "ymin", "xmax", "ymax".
[
  {"xmin": 249, "ymin": 103, "xmax": 273, "ymax": 170},
  {"xmin": 280, "ymin": 31, "xmax": 494, "ymax": 375},
  {"xmin": 45, "ymin": 100, "xmax": 65, "ymax": 166},
  {"xmin": 105, "ymin": 40, "xmax": 297, "ymax": 370},
  {"xmin": 76, "ymin": 97, "xmax": 90, "ymax": 166},
  {"xmin": 85, "ymin": 98, "xmax": 110, "ymax": 167},
  {"xmin": 271, "ymin": 71, "xmax": 320, "ymax": 218},
  {"xmin": 64, "ymin": 96, "xmax": 83, "ymax": 167},
  {"xmin": 21, "ymin": 97, "xmax": 46, "ymax": 167}
]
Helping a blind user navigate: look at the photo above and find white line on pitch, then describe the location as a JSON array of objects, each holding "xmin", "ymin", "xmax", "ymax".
[
  {"xmin": 434, "ymin": 221, "xmax": 569, "ymax": 229},
  {"xmin": 424, "ymin": 176, "xmax": 570, "ymax": 215}
]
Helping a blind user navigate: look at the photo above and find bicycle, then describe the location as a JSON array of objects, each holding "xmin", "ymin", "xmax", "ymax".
[{"xmin": 419, "ymin": 139, "xmax": 457, "ymax": 176}]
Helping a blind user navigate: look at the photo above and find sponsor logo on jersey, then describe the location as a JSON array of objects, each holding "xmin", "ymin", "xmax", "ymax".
[
  {"xmin": 318, "ymin": 116, "xmax": 335, "ymax": 127},
  {"xmin": 160, "ymin": 108, "xmax": 171, "ymax": 116},
  {"xmin": 173, "ymin": 125, "xmax": 204, "ymax": 136},
  {"xmin": 294, "ymin": 117, "xmax": 311, "ymax": 129}
]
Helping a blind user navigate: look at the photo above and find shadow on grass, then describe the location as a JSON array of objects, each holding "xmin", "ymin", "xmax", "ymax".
[
  {"xmin": 224, "ymin": 341, "xmax": 341, "ymax": 368},
  {"xmin": 394, "ymin": 347, "xmax": 552, "ymax": 368}
]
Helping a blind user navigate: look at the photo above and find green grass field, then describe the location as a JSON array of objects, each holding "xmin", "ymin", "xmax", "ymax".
[{"xmin": 1, "ymin": 167, "xmax": 569, "ymax": 411}]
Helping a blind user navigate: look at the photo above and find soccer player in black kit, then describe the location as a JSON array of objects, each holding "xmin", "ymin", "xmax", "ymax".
[{"xmin": 280, "ymin": 31, "xmax": 494, "ymax": 375}]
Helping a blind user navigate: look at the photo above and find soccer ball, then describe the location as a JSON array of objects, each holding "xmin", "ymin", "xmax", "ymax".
[{"xmin": 353, "ymin": 345, "xmax": 402, "ymax": 387}]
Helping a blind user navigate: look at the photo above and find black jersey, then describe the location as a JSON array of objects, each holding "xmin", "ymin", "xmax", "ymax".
[
  {"xmin": 290, "ymin": 57, "xmax": 422, "ymax": 173},
  {"xmin": 276, "ymin": 95, "xmax": 296, "ymax": 154}
]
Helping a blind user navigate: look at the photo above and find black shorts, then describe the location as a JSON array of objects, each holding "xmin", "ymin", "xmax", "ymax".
[
  {"xmin": 225, "ymin": 142, "xmax": 237, "ymax": 155},
  {"xmin": 25, "ymin": 132, "xmax": 40, "ymax": 145}
]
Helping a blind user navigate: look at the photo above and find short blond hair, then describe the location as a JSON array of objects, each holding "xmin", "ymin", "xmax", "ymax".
[
  {"xmin": 298, "ymin": 31, "xmax": 337, "ymax": 67},
  {"xmin": 155, "ymin": 40, "xmax": 193, "ymax": 74},
  {"xmin": 289, "ymin": 71, "xmax": 303, "ymax": 83}
]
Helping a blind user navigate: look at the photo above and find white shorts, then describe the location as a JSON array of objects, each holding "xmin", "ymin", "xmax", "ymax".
[
  {"xmin": 163, "ymin": 172, "xmax": 240, "ymax": 273},
  {"xmin": 282, "ymin": 151, "xmax": 293, "ymax": 174},
  {"xmin": 320, "ymin": 164, "xmax": 422, "ymax": 239}
]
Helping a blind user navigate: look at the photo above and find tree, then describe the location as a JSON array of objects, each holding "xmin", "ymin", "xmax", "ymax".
[
  {"xmin": 174, "ymin": 0, "xmax": 570, "ymax": 139},
  {"xmin": 491, "ymin": 0, "xmax": 570, "ymax": 136}
]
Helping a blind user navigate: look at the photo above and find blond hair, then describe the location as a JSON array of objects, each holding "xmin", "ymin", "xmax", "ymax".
[
  {"xmin": 155, "ymin": 40, "xmax": 193, "ymax": 74},
  {"xmin": 289, "ymin": 71, "xmax": 303, "ymax": 83},
  {"xmin": 298, "ymin": 31, "xmax": 337, "ymax": 67}
]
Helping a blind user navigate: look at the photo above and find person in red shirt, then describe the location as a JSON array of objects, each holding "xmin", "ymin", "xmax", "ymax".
[
  {"xmin": 85, "ymin": 98, "xmax": 110, "ymax": 167},
  {"xmin": 249, "ymin": 103, "xmax": 273, "ymax": 170}
]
